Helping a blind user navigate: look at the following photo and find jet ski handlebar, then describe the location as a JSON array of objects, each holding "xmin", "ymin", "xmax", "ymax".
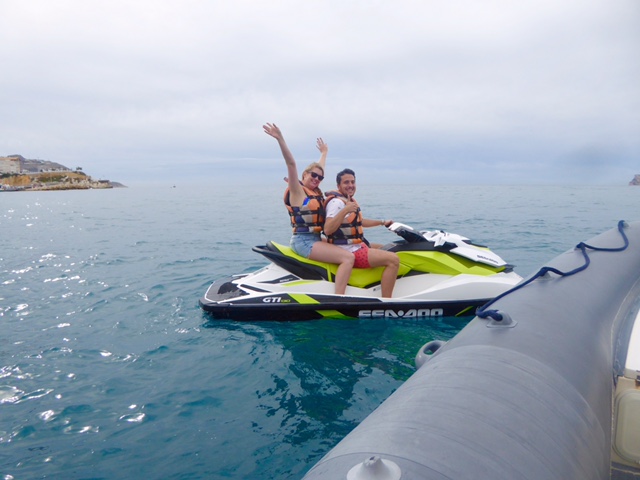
[
  {"xmin": 388, "ymin": 222, "xmax": 429, "ymax": 243},
  {"xmin": 387, "ymin": 222, "xmax": 508, "ymax": 267}
]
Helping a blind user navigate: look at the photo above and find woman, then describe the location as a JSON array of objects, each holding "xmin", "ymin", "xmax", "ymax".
[{"xmin": 263, "ymin": 122, "xmax": 355, "ymax": 295}]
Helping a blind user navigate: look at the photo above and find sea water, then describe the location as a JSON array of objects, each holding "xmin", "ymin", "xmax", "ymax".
[{"xmin": 1, "ymin": 184, "xmax": 638, "ymax": 479}]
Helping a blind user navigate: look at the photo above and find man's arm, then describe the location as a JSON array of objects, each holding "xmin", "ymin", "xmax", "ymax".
[
  {"xmin": 361, "ymin": 218, "xmax": 393, "ymax": 248},
  {"xmin": 362, "ymin": 218, "xmax": 393, "ymax": 228},
  {"xmin": 324, "ymin": 198, "xmax": 358, "ymax": 235}
]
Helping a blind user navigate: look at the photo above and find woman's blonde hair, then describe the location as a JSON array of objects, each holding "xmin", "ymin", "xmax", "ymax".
[{"xmin": 302, "ymin": 162, "xmax": 324, "ymax": 177}]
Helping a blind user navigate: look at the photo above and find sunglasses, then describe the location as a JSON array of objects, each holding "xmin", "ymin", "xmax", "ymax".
[{"xmin": 309, "ymin": 172, "xmax": 324, "ymax": 181}]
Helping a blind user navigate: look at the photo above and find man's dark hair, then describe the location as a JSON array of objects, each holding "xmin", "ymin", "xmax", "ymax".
[{"xmin": 336, "ymin": 168, "xmax": 356, "ymax": 185}]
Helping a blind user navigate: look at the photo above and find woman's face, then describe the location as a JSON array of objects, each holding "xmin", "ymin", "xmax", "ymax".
[{"xmin": 303, "ymin": 168, "xmax": 324, "ymax": 190}]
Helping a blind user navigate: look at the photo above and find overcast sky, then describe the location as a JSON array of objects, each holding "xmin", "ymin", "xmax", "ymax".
[{"xmin": 1, "ymin": 0, "xmax": 638, "ymax": 186}]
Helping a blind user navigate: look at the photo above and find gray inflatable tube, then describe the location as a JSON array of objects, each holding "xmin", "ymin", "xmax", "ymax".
[{"xmin": 303, "ymin": 221, "xmax": 640, "ymax": 480}]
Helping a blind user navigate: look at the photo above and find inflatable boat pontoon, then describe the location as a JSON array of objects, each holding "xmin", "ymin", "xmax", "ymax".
[{"xmin": 302, "ymin": 220, "xmax": 640, "ymax": 480}]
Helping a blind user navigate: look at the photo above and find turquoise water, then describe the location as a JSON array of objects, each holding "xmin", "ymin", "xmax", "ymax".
[{"xmin": 1, "ymin": 184, "xmax": 638, "ymax": 479}]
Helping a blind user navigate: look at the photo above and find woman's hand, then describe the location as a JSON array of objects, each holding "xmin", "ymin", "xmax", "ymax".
[
  {"xmin": 316, "ymin": 137, "xmax": 328, "ymax": 154},
  {"xmin": 263, "ymin": 123, "xmax": 283, "ymax": 141}
]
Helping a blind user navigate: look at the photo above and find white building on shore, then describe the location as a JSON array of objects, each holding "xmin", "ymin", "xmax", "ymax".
[{"xmin": 0, "ymin": 156, "xmax": 23, "ymax": 174}]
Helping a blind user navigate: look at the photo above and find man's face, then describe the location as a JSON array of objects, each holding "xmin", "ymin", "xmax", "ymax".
[{"xmin": 338, "ymin": 173, "xmax": 356, "ymax": 199}]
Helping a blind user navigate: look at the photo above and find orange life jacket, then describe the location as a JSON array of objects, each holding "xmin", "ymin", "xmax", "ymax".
[
  {"xmin": 284, "ymin": 184, "xmax": 325, "ymax": 234},
  {"xmin": 323, "ymin": 191, "xmax": 364, "ymax": 245}
]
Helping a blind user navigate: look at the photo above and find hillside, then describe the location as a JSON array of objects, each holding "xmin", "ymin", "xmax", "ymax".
[{"xmin": 0, "ymin": 156, "xmax": 125, "ymax": 190}]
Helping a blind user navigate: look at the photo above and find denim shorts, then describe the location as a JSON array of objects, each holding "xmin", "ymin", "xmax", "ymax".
[{"xmin": 290, "ymin": 233, "xmax": 321, "ymax": 258}]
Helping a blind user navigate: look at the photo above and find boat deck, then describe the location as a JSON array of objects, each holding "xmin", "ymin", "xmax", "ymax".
[{"xmin": 612, "ymin": 307, "xmax": 640, "ymax": 480}]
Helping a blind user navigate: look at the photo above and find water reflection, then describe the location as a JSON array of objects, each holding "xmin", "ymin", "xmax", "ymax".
[{"xmin": 202, "ymin": 314, "xmax": 469, "ymax": 473}]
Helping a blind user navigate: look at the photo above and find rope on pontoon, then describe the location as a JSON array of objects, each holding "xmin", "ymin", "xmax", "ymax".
[{"xmin": 477, "ymin": 220, "xmax": 630, "ymax": 321}]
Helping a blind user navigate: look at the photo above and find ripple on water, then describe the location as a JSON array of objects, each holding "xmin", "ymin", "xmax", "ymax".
[
  {"xmin": 118, "ymin": 404, "xmax": 147, "ymax": 424},
  {"xmin": 0, "ymin": 386, "xmax": 24, "ymax": 404},
  {"xmin": 0, "ymin": 384, "xmax": 54, "ymax": 406}
]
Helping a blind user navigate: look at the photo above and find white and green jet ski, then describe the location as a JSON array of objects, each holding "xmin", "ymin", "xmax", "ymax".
[{"xmin": 199, "ymin": 223, "xmax": 523, "ymax": 321}]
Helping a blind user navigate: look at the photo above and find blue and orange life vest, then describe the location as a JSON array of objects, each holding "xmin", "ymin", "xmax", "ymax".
[
  {"xmin": 323, "ymin": 191, "xmax": 364, "ymax": 245},
  {"xmin": 283, "ymin": 185, "xmax": 325, "ymax": 234}
]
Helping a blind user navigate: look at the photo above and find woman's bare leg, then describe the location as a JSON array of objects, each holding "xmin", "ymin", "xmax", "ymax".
[{"xmin": 309, "ymin": 242, "xmax": 354, "ymax": 295}]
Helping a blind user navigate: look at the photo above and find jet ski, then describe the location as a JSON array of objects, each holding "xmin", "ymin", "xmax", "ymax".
[{"xmin": 199, "ymin": 223, "xmax": 523, "ymax": 321}]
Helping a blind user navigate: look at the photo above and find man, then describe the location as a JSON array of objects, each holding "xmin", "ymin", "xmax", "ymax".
[{"xmin": 323, "ymin": 168, "xmax": 399, "ymax": 298}]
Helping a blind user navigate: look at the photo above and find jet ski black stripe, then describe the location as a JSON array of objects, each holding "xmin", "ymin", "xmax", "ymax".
[{"xmin": 199, "ymin": 297, "xmax": 491, "ymax": 321}]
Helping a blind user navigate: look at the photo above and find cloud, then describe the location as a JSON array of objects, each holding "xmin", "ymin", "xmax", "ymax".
[{"xmin": 0, "ymin": 0, "xmax": 638, "ymax": 185}]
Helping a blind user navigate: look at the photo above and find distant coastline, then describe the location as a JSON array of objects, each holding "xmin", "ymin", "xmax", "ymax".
[{"xmin": 0, "ymin": 155, "xmax": 125, "ymax": 191}]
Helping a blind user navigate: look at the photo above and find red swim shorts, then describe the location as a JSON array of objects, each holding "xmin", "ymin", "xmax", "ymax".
[{"xmin": 353, "ymin": 244, "xmax": 371, "ymax": 268}]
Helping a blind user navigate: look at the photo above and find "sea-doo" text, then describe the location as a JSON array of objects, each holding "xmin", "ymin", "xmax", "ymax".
[{"xmin": 358, "ymin": 308, "xmax": 444, "ymax": 318}]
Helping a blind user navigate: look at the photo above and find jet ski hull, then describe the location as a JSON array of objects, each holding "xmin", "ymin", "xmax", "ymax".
[
  {"xmin": 199, "ymin": 224, "xmax": 523, "ymax": 321},
  {"xmin": 199, "ymin": 277, "xmax": 488, "ymax": 320},
  {"xmin": 199, "ymin": 265, "xmax": 522, "ymax": 321}
]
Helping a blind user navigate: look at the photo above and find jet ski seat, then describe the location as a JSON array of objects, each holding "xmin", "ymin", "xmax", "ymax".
[{"xmin": 253, "ymin": 242, "xmax": 411, "ymax": 289}]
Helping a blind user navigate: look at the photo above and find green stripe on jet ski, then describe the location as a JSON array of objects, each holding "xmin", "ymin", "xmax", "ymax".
[
  {"xmin": 283, "ymin": 280, "xmax": 322, "ymax": 287},
  {"xmin": 289, "ymin": 293, "xmax": 321, "ymax": 304},
  {"xmin": 316, "ymin": 310, "xmax": 353, "ymax": 319},
  {"xmin": 455, "ymin": 306, "xmax": 476, "ymax": 317}
]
